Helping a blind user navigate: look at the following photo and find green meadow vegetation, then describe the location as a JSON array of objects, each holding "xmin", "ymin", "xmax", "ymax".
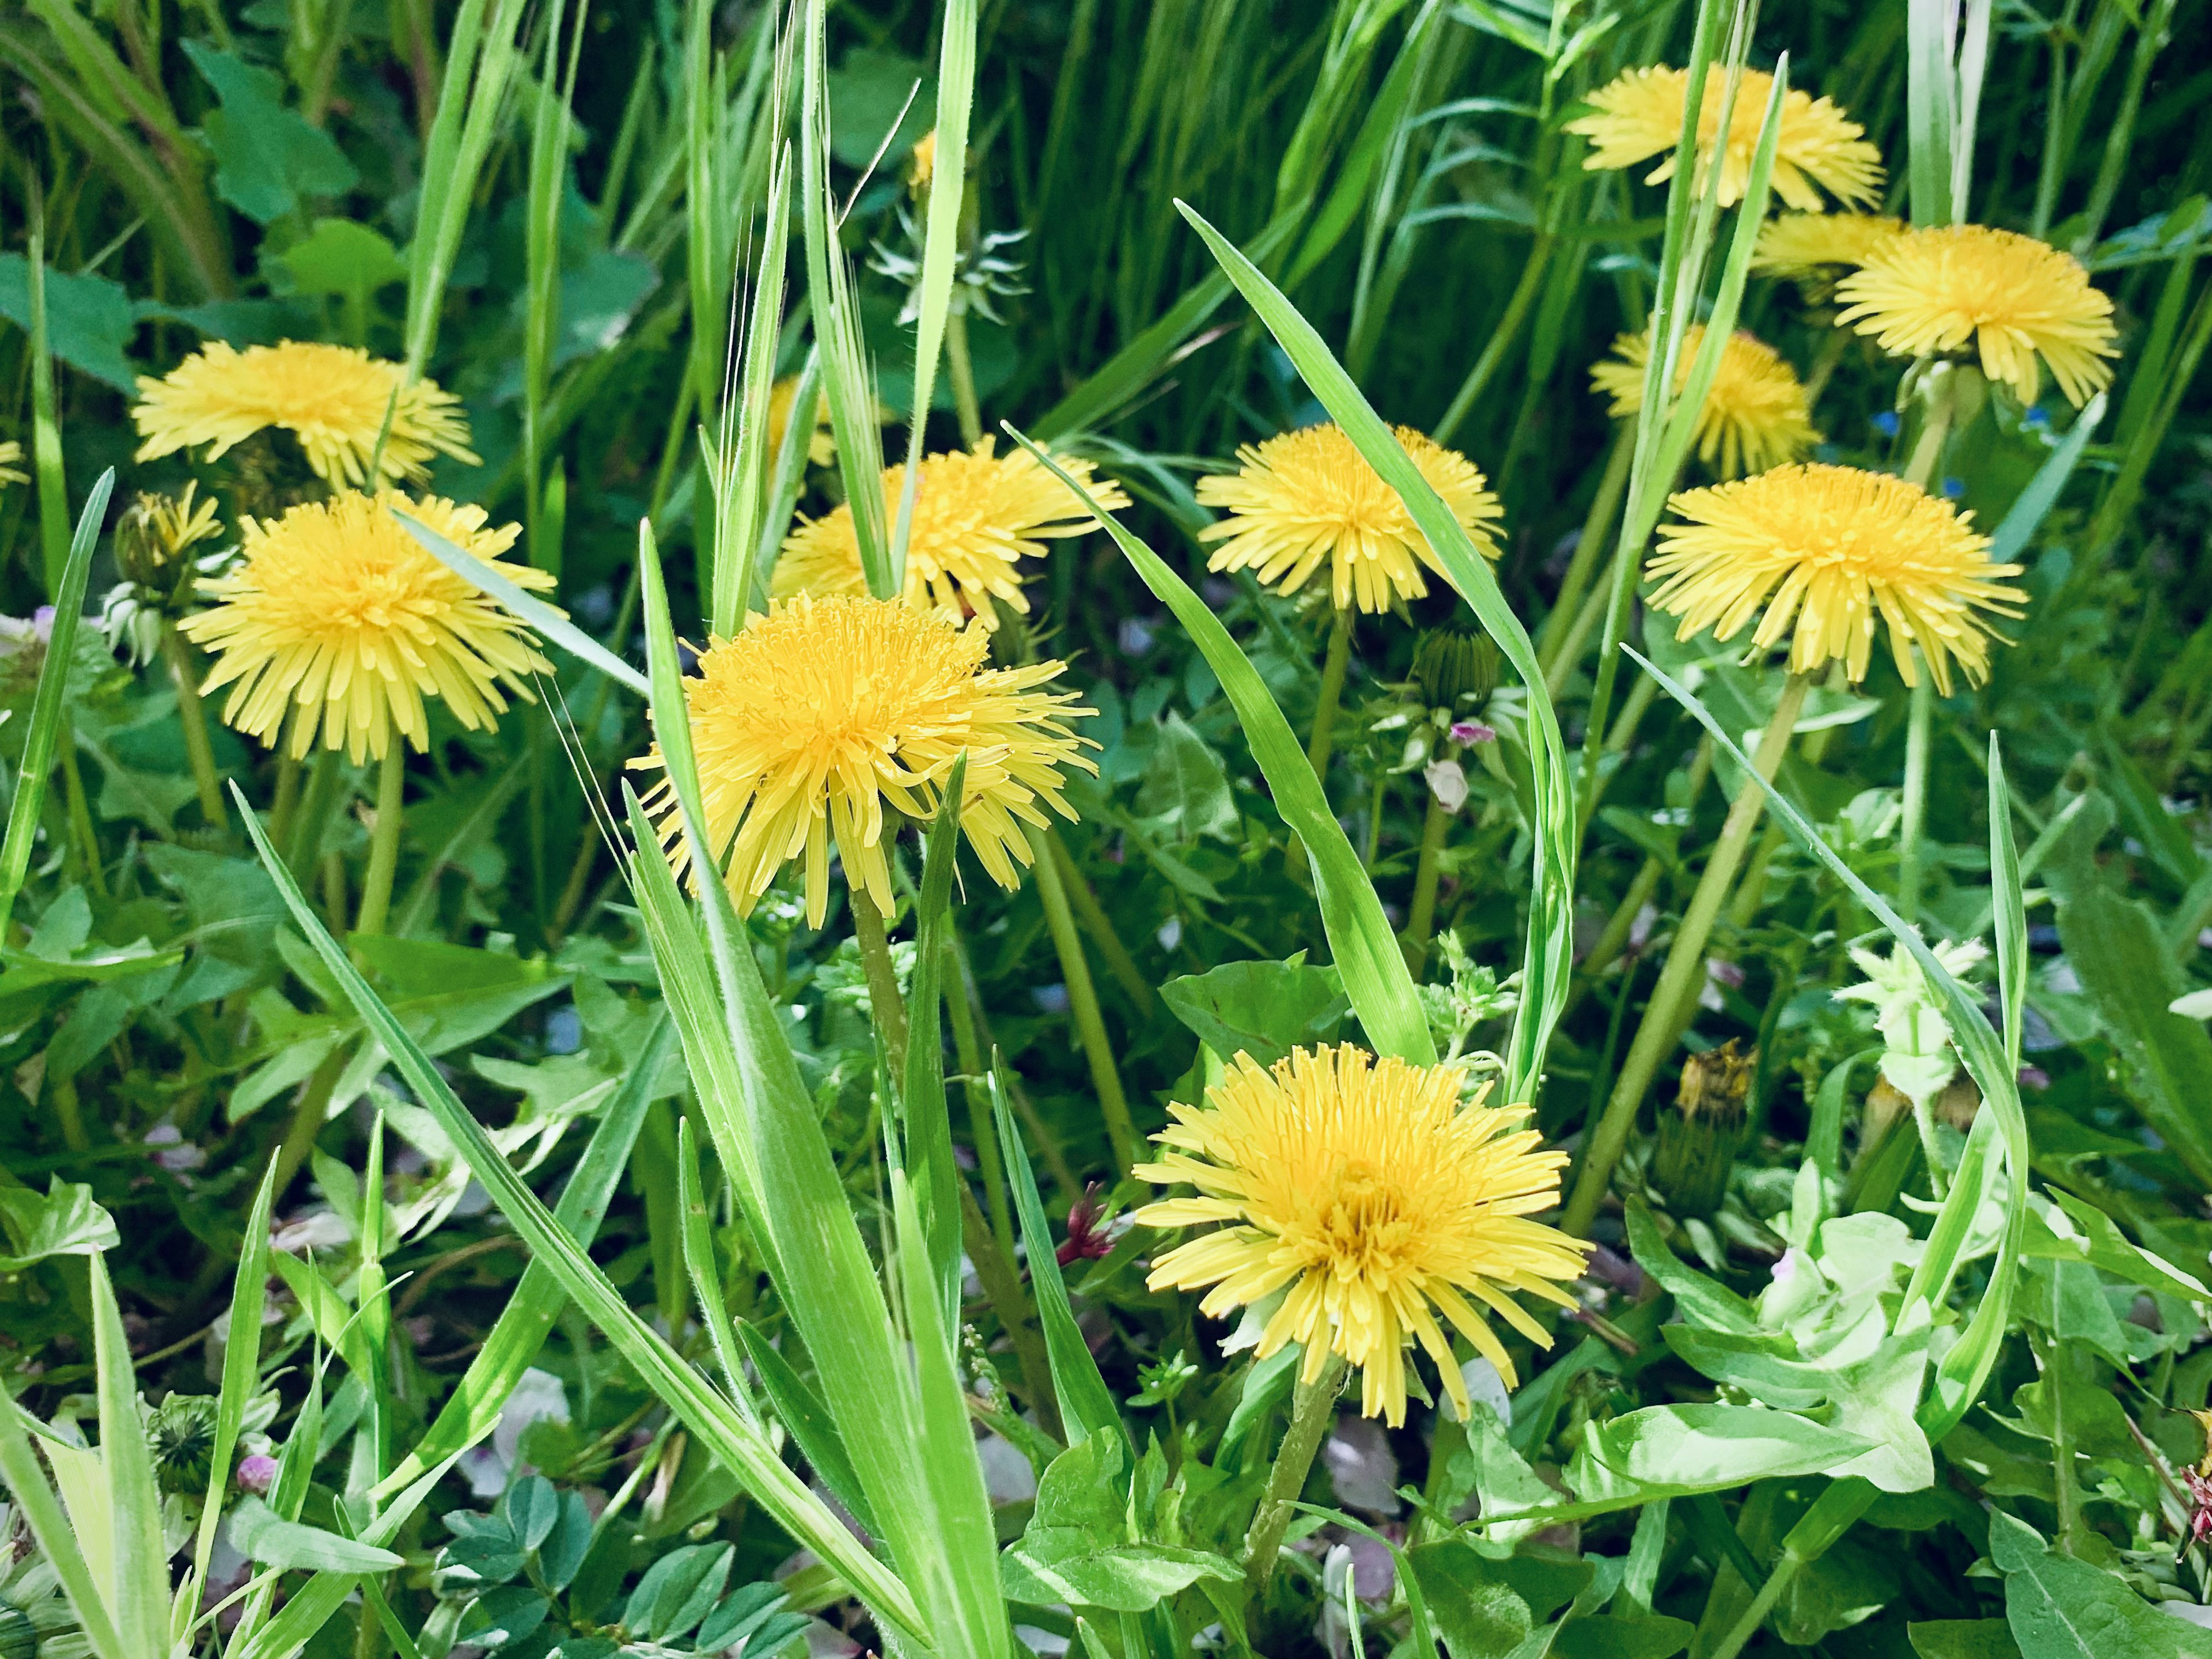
[{"xmin": 2, "ymin": 2, "xmax": 2212, "ymax": 1658}]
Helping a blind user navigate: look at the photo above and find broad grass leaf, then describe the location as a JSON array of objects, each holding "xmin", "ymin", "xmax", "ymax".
[{"xmin": 229, "ymin": 1498, "xmax": 404, "ymax": 1574}]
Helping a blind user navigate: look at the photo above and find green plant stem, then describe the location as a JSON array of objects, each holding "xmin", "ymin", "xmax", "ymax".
[
  {"xmin": 945, "ymin": 306, "xmax": 984, "ymax": 448},
  {"xmin": 355, "ymin": 747, "xmax": 406, "ymax": 938},
  {"xmin": 1029, "ymin": 825, "xmax": 1139, "ymax": 1174},
  {"xmin": 274, "ymin": 1047, "xmax": 347, "ymax": 1201},
  {"xmin": 162, "ymin": 626, "xmax": 227, "ymax": 828},
  {"xmin": 850, "ymin": 887, "xmax": 912, "ymax": 1066},
  {"xmin": 1543, "ymin": 575, "xmax": 1609, "ymax": 700},
  {"xmin": 2035, "ymin": 1330, "xmax": 2083, "ymax": 1554},
  {"xmin": 1402, "ymin": 779, "xmax": 1452, "ymax": 973},
  {"xmin": 1562, "ymin": 671, "xmax": 1812, "ymax": 1236},
  {"xmin": 58, "ymin": 741, "xmax": 107, "ymax": 900},
  {"xmin": 945, "ymin": 934, "xmax": 1015, "ymax": 1260},
  {"xmin": 1433, "ymin": 237, "xmax": 1552, "ymax": 446},
  {"xmin": 956, "ymin": 1181, "xmax": 1063, "ymax": 1439},
  {"xmin": 26, "ymin": 223, "xmax": 70, "ymax": 599},
  {"xmin": 287, "ymin": 746, "xmax": 344, "ymax": 884},
  {"xmin": 51, "ymin": 1080, "xmax": 86, "ymax": 1151},
  {"xmin": 1539, "ymin": 426, "xmax": 1635, "ymax": 674},
  {"xmin": 1896, "ymin": 671, "xmax": 1935, "ymax": 923},
  {"xmin": 1047, "ymin": 829, "xmax": 1156, "ymax": 1015},
  {"xmin": 1307, "ymin": 605, "xmax": 1354, "ymax": 784},
  {"xmin": 270, "ymin": 748, "xmax": 304, "ymax": 851},
  {"xmin": 1243, "ymin": 1353, "xmax": 1347, "ymax": 1593}
]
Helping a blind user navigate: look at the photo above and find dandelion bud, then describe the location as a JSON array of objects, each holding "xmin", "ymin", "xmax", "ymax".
[
  {"xmin": 1652, "ymin": 1038, "xmax": 1754, "ymax": 1219},
  {"xmin": 1411, "ymin": 626, "xmax": 1499, "ymax": 711}
]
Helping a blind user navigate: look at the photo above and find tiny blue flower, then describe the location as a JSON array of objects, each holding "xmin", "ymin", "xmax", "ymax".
[{"xmin": 1872, "ymin": 410, "xmax": 1900, "ymax": 437}]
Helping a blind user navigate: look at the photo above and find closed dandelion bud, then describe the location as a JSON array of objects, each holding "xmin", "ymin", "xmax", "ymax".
[
  {"xmin": 147, "ymin": 1392, "xmax": 221, "ymax": 1495},
  {"xmin": 1652, "ymin": 1038, "xmax": 1754, "ymax": 1219},
  {"xmin": 1411, "ymin": 626, "xmax": 1499, "ymax": 711}
]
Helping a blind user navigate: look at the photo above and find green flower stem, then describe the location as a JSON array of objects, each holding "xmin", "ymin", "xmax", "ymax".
[
  {"xmin": 1539, "ymin": 426, "xmax": 1635, "ymax": 676},
  {"xmin": 849, "ymin": 885, "xmax": 912, "ymax": 1068},
  {"xmin": 1892, "ymin": 393, "xmax": 1954, "ymax": 925},
  {"xmin": 1047, "ymin": 828, "xmax": 1156, "ymax": 1015},
  {"xmin": 1243, "ymin": 1353, "xmax": 1348, "ymax": 1593},
  {"xmin": 287, "ymin": 747, "xmax": 344, "ymax": 881},
  {"xmin": 1029, "ymin": 824, "xmax": 1140, "ymax": 1174},
  {"xmin": 274, "ymin": 1046, "xmax": 347, "ymax": 1202},
  {"xmin": 269, "ymin": 747, "xmax": 304, "ymax": 852},
  {"xmin": 956, "ymin": 1179, "xmax": 1064, "ymax": 1440},
  {"xmin": 161, "ymin": 625, "xmax": 227, "ymax": 828},
  {"xmin": 1402, "ymin": 766, "xmax": 1455, "ymax": 974},
  {"xmin": 1542, "ymin": 575, "xmax": 1609, "ymax": 699},
  {"xmin": 1307, "ymin": 604, "xmax": 1354, "ymax": 785},
  {"xmin": 1433, "ymin": 236, "xmax": 1553, "ymax": 447},
  {"xmin": 354, "ymin": 746, "xmax": 407, "ymax": 938},
  {"xmin": 944, "ymin": 933, "xmax": 1015, "ymax": 1259},
  {"xmin": 1562, "ymin": 670, "xmax": 1813, "ymax": 1236},
  {"xmin": 945, "ymin": 307, "xmax": 984, "ymax": 449},
  {"xmin": 58, "ymin": 739, "xmax": 107, "ymax": 901}
]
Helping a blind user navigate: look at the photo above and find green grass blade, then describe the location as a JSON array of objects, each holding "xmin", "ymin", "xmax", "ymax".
[
  {"xmin": 0, "ymin": 1399, "xmax": 128, "ymax": 1659},
  {"xmin": 393, "ymin": 509, "xmax": 648, "ymax": 696},
  {"xmin": 407, "ymin": 0, "xmax": 529, "ymax": 374},
  {"xmin": 377, "ymin": 1010, "xmax": 674, "ymax": 1494},
  {"xmin": 890, "ymin": 1169, "xmax": 1010, "ymax": 1659},
  {"xmin": 191, "ymin": 1158, "xmax": 280, "ymax": 1618},
  {"xmin": 1162, "ymin": 207, "xmax": 1583, "ymax": 1089},
  {"xmin": 232, "ymin": 786, "xmax": 931, "ymax": 1643},
  {"xmin": 675, "ymin": 1115, "xmax": 756, "ymax": 1410},
  {"xmin": 1006, "ymin": 425, "xmax": 1433, "ymax": 1066},
  {"xmin": 987, "ymin": 1062, "xmax": 1128, "ymax": 1456},
  {"xmin": 631, "ymin": 520, "xmax": 983, "ymax": 1647},
  {"xmin": 90, "ymin": 1252, "xmax": 169, "ymax": 1659},
  {"xmin": 1625, "ymin": 648, "xmax": 2027, "ymax": 1443},
  {"xmin": 1, "ymin": 467, "xmax": 113, "ymax": 927},
  {"xmin": 800, "ymin": 0, "xmax": 889, "ymax": 595},
  {"xmin": 749, "ymin": 343, "xmax": 823, "ymax": 605},
  {"xmin": 889, "ymin": 0, "xmax": 976, "ymax": 577},
  {"xmin": 734, "ymin": 1320, "xmax": 878, "ymax": 1538},
  {"xmin": 26, "ymin": 224, "xmax": 70, "ymax": 598},
  {"xmin": 1988, "ymin": 391, "xmax": 2106, "ymax": 566},
  {"xmin": 904, "ymin": 765, "xmax": 967, "ymax": 1331},
  {"xmin": 711, "ymin": 142, "xmax": 794, "ymax": 637},
  {"xmin": 524, "ymin": 0, "xmax": 582, "ymax": 575},
  {"xmin": 1906, "ymin": 0, "xmax": 1958, "ymax": 226}
]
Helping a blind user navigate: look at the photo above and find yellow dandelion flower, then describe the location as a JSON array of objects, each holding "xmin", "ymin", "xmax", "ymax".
[
  {"xmin": 765, "ymin": 374, "xmax": 834, "ymax": 467},
  {"xmin": 0, "ymin": 440, "xmax": 25, "ymax": 488},
  {"xmin": 1567, "ymin": 66, "xmax": 1884, "ymax": 212},
  {"xmin": 1136, "ymin": 1044, "xmax": 1587, "ymax": 1429},
  {"xmin": 632, "ymin": 593, "xmax": 1095, "ymax": 929},
  {"xmin": 179, "ymin": 491, "xmax": 552, "ymax": 763},
  {"xmin": 1646, "ymin": 463, "xmax": 2026, "ymax": 694},
  {"xmin": 1833, "ymin": 224, "xmax": 2119, "ymax": 407},
  {"xmin": 133, "ymin": 341, "xmax": 479, "ymax": 488},
  {"xmin": 1590, "ymin": 324, "xmax": 1823, "ymax": 478},
  {"xmin": 908, "ymin": 130, "xmax": 938, "ymax": 192},
  {"xmin": 772, "ymin": 438, "xmax": 1130, "ymax": 629},
  {"xmin": 1196, "ymin": 423, "xmax": 1502, "ymax": 614},
  {"xmin": 1752, "ymin": 211, "xmax": 1907, "ymax": 278}
]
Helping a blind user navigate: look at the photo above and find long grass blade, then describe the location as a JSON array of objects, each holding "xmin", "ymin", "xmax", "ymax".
[
  {"xmin": 1006, "ymin": 425, "xmax": 1434, "ymax": 1066},
  {"xmin": 1988, "ymin": 391, "xmax": 2105, "ymax": 566},
  {"xmin": 889, "ymin": 0, "xmax": 977, "ymax": 577},
  {"xmin": 233, "ymin": 786, "xmax": 932, "ymax": 1643},
  {"xmin": 377, "ymin": 1010, "xmax": 674, "ymax": 1493},
  {"xmin": 26, "ymin": 222, "xmax": 70, "ymax": 598},
  {"xmin": 90, "ymin": 1252, "xmax": 169, "ymax": 1659},
  {"xmin": 0, "ymin": 1401, "xmax": 128, "ymax": 1659},
  {"xmin": 191, "ymin": 1159, "xmax": 279, "ymax": 1619},
  {"xmin": 393, "ymin": 509, "xmax": 649, "ymax": 696},
  {"xmin": 904, "ymin": 764, "xmax": 967, "ymax": 1330},
  {"xmin": 1, "ymin": 467, "xmax": 114, "ymax": 926}
]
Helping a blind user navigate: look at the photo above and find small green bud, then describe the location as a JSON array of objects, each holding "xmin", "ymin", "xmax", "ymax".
[
  {"xmin": 1652, "ymin": 1039, "xmax": 1755, "ymax": 1219},
  {"xmin": 1410, "ymin": 626, "xmax": 1499, "ymax": 710}
]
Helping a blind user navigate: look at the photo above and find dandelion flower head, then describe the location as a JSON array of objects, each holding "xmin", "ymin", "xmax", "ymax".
[
  {"xmin": 1646, "ymin": 463, "xmax": 2025, "ymax": 694},
  {"xmin": 1752, "ymin": 211, "xmax": 1907, "ymax": 279},
  {"xmin": 773, "ymin": 439, "xmax": 1129, "ymax": 630},
  {"xmin": 1136, "ymin": 1044, "xmax": 1588, "ymax": 1427},
  {"xmin": 1567, "ymin": 66, "xmax": 1883, "ymax": 212},
  {"xmin": 633, "ymin": 594, "xmax": 1095, "ymax": 929},
  {"xmin": 179, "ymin": 491, "xmax": 552, "ymax": 763},
  {"xmin": 1196, "ymin": 423, "xmax": 1502, "ymax": 614},
  {"xmin": 1834, "ymin": 224, "xmax": 2118, "ymax": 407},
  {"xmin": 134, "ymin": 341, "xmax": 478, "ymax": 488},
  {"xmin": 1590, "ymin": 324, "xmax": 1822, "ymax": 478},
  {"xmin": 909, "ymin": 129, "xmax": 939, "ymax": 192},
  {"xmin": 766, "ymin": 374, "xmax": 834, "ymax": 468}
]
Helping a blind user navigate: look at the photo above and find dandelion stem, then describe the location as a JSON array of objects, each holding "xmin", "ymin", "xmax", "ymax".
[
  {"xmin": 945, "ymin": 307, "xmax": 984, "ymax": 448},
  {"xmin": 850, "ymin": 886, "xmax": 912, "ymax": 1067},
  {"xmin": 1539, "ymin": 426, "xmax": 1635, "ymax": 676},
  {"xmin": 1243, "ymin": 1353, "xmax": 1347, "ymax": 1594},
  {"xmin": 1402, "ymin": 767, "xmax": 1454, "ymax": 974},
  {"xmin": 58, "ymin": 740, "xmax": 107, "ymax": 900},
  {"xmin": 1896, "ymin": 671, "xmax": 1934, "ymax": 922},
  {"xmin": 162, "ymin": 625, "xmax": 228, "ymax": 828},
  {"xmin": 1562, "ymin": 671, "xmax": 1813, "ymax": 1236},
  {"xmin": 1302, "ymin": 608, "xmax": 1355, "ymax": 792},
  {"xmin": 1047, "ymin": 828, "xmax": 1156, "ymax": 1015},
  {"xmin": 1029, "ymin": 823, "xmax": 1139, "ymax": 1175},
  {"xmin": 355, "ymin": 746, "xmax": 407, "ymax": 938},
  {"xmin": 944, "ymin": 933, "xmax": 1015, "ymax": 1260}
]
